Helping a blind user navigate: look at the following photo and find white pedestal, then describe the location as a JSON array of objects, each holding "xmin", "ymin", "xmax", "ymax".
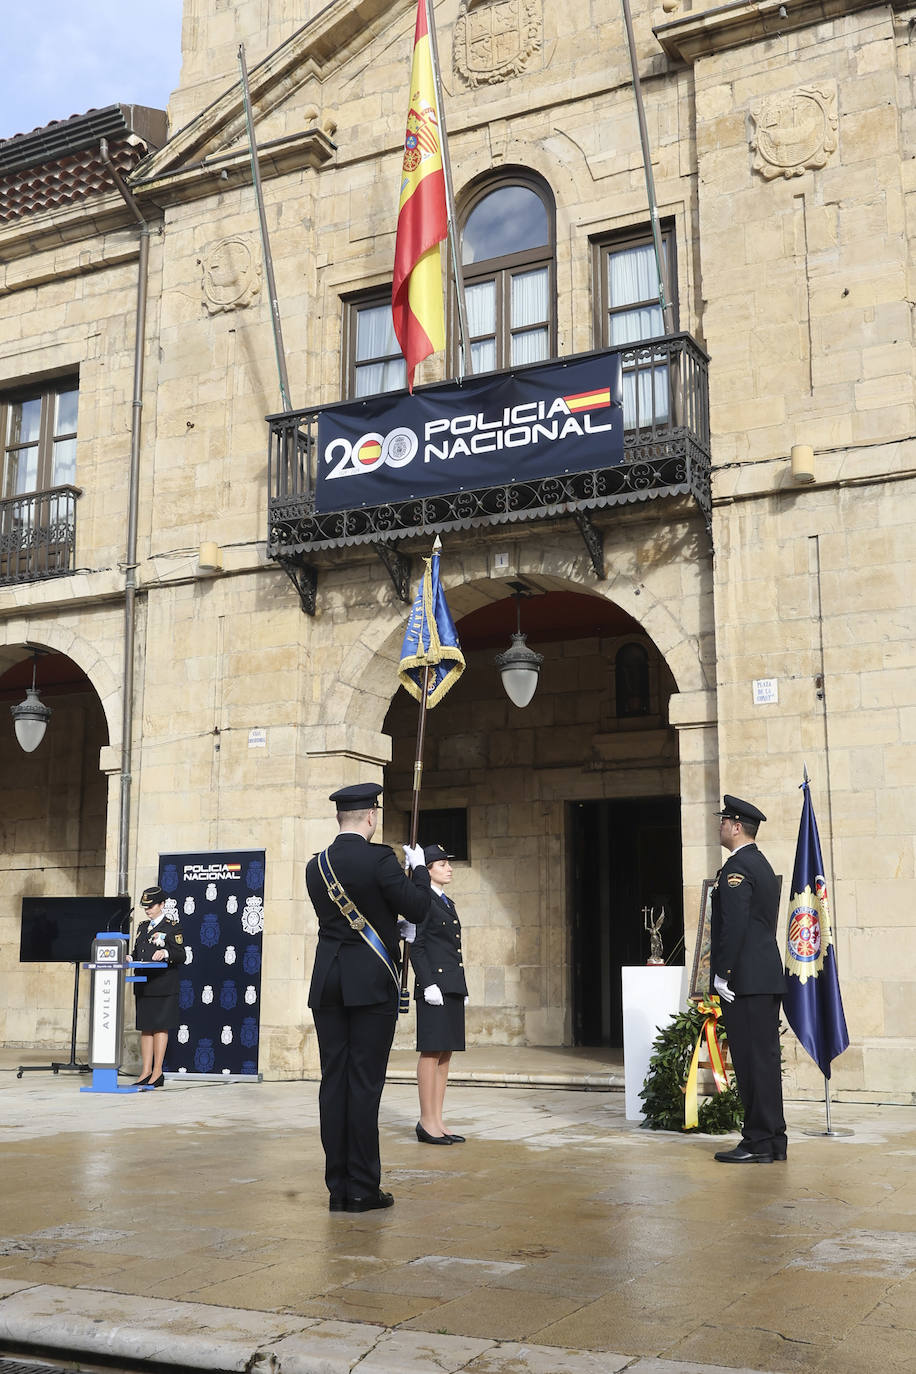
[{"xmin": 622, "ymin": 965, "xmax": 686, "ymax": 1121}]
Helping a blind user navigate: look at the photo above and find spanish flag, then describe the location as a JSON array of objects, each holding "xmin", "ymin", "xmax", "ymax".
[{"xmin": 392, "ymin": 0, "xmax": 447, "ymax": 393}]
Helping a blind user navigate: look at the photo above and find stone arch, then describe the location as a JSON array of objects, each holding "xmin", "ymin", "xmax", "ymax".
[
  {"xmin": 325, "ymin": 541, "xmax": 710, "ymax": 736},
  {"xmin": 0, "ymin": 619, "xmax": 122, "ymax": 748}
]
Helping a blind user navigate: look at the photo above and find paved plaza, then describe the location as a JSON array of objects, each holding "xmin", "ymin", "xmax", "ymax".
[{"xmin": 0, "ymin": 1052, "xmax": 914, "ymax": 1373}]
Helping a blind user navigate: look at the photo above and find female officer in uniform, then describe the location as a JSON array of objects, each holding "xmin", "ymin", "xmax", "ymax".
[
  {"xmin": 411, "ymin": 844, "xmax": 468, "ymax": 1144},
  {"xmin": 131, "ymin": 885, "xmax": 186, "ymax": 1088}
]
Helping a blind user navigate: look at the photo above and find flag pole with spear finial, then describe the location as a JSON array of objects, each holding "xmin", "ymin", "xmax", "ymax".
[{"xmin": 396, "ymin": 534, "xmax": 465, "ymax": 1010}]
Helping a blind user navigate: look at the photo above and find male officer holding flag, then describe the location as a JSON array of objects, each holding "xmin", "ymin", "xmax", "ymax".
[{"xmin": 307, "ymin": 783, "xmax": 432, "ymax": 1212}]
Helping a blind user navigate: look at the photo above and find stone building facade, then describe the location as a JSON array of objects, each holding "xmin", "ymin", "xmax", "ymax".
[{"xmin": 0, "ymin": 0, "xmax": 913, "ymax": 1101}]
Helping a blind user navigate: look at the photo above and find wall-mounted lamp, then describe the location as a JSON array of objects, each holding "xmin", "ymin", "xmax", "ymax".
[
  {"xmin": 198, "ymin": 541, "xmax": 223, "ymax": 573},
  {"xmin": 494, "ymin": 583, "xmax": 544, "ymax": 709},
  {"xmin": 10, "ymin": 650, "xmax": 52, "ymax": 754},
  {"xmin": 790, "ymin": 444, "xmax": 815, "ymax": 484}
]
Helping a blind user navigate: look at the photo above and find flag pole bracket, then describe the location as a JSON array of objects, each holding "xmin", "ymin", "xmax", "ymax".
[
  {"xmin": 573, "ymin": 511, "xmax": 605, "ymax": 580},
  {"xmin": 276, "ymin": 555, "xmax": 318, "ymax": 616},
  {"xmin": 374, "ymin": 542, "xmax": 413, "ymax": 603}
]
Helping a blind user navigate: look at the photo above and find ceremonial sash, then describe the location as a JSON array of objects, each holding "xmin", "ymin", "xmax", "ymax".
[
  {"xmin": 684, "ymin": 996, "xmax": 729, "ymax": 1129},
  {"xmin": 316, "ymin": 849, "xmax": 400, "ymax": 994}
]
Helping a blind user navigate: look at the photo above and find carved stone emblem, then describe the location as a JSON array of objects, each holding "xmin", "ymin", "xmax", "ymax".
[
  {"xmin": 200, "ymin": 235, "xmax": 262, "ymax": 313},
  {"xmin": 454, "ymin": 0, "xmax": 543, "ymax": 88},
  {"xmin": 749, "ymin": 85, "xmax": 837, "ymax": 180}
]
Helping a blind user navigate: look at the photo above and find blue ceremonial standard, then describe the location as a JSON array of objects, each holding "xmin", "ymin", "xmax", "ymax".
[
  {"xmin": 398, "ymin": 541, "xmax": 465, "ymax": 710},
  {"xmin": 783, "ymin": 775, "xmax": 849, "ymax": 1078},
  {"xmin": 315, "ymin": 350, "xmax": 624, "ymax": 514}
]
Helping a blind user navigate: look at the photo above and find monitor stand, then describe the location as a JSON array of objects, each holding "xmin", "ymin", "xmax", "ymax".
[{"xmin": 17, "ymin": 962, "xmax": 90, "ymax": 1077}]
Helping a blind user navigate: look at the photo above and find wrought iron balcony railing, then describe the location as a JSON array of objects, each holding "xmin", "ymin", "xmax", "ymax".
[
  {"xmin": 0, "ymin": 485, "xmax": 81, "ymax": 586},
  {"xmin": 267, "ymin": 333, "xmax": 710, "ymax": 573}
]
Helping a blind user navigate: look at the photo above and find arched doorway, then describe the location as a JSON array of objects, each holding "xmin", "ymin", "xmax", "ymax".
[
  {"xmin": 0, "ymin": 647, "xmax": 111, "ymax": 1051},
  {"xmin": 382, "ymin": 585, "xmax": 682, "ymax": 1049}
]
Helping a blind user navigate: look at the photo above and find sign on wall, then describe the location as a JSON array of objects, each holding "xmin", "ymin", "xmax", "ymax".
[
  {"xmin": 316, "ymin": 351, "xmax": 623, "ymax": 514},
  {"xmin": 158, "ymin": 850, "xmax": 265, "ymax": 1079}
]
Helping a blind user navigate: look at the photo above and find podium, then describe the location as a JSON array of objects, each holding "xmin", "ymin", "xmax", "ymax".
[
  {"xmin": 621, "ymin": 965, "xmax": 685, "ymax": 1121},
  {"xmin": 80, "ymin": 934, "xmax": 158, "ymax": 1094}
]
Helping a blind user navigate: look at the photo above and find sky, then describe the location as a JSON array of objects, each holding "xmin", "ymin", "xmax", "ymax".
[{"xmin": 0, "ymin": 2, "xmax": 185, "ymax": 142}]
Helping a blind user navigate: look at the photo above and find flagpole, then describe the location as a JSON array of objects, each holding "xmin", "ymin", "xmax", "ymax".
[
  {"xmin": 397, "ymin": 532, "xmax": 464, "ymax": 1010},
  {"xmin": 787, "ymin": 767, "xmax": 854, "ymax": 1140},
  {"xmin": 238, "ymin": 43, "xmax": 293, "ymax": 412},
  {"xmin": 400, "ymin": 533, "xmax": 440, "ymax": 1012},
  {"xmin": 424, "ymin": 0, "xmax": 473, "ymax": 382},
  {"xmin": 400, "ymin": 644, "xmax": 431, "ymax": 1013},
  {"xmin": 619, "ymin": 0, "xmax": 674, "ymax": 335}
]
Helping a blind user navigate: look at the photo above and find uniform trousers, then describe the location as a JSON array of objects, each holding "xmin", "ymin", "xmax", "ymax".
[
  {"xmin": 721, "ymin": 992, "xmax": 786, "ymax": 1155},
  {"xmin": 311, "ymin": 958, "xmax": 397, "ymax": 1199}
]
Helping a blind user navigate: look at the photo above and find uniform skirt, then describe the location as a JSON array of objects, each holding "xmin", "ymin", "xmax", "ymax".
[
  {"xmin": 416, "ymin": 992, "xmax": 465, "ymax": 1053},
  {"xmin": 135, "ymin": 994, "xmax": 180, "ymax": 1033}
]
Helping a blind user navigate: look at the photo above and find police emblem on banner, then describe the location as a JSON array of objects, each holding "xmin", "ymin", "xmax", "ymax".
[{"xmin": 786, "ymin": 877, "xmax": 830, "ymax": 984}]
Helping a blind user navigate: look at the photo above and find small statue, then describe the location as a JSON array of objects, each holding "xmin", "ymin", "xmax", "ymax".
[{"xmin": 644, "ymin": 905, "xmax": 666, "ymax": 965}]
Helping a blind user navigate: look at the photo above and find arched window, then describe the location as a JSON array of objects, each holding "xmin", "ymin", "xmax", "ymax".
[
  {"xmin": 615, "ymin": 642, "xmax": 651, "ymax": 717},
  {"xmin": 458, "ymin": 174, "xmax": 555, "ymax": 374}
]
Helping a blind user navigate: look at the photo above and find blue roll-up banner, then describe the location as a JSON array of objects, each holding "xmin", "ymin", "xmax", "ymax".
[
  {"xmin": 159, "ymin": 850, "xmax": 265, "ymax": 1079},
  {"xmin": 316, "ymin": 351, "xmax": 624, "ymax": 514}
]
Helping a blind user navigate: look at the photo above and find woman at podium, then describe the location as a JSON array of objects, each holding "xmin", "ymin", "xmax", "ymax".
[{"xmin": 130, "ymin": 885, "xmax": 186, "ymax": 1087}]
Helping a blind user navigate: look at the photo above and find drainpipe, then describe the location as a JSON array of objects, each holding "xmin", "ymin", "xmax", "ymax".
[{"xmin": 99, "ymin": 138, "xmax": 150, "ymax": 897}]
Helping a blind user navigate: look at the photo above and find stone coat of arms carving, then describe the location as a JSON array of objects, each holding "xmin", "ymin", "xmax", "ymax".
[
  {"xmin": 200, "ymin": 235, "xmax": 263, "ymax": 314},
  {"xmin": 749, "ymin": 85, "xmax": 838, "ymax": 180},
  {"xmin": 454, "ymin": 0, "xmax": 543, "ymax": 88}
]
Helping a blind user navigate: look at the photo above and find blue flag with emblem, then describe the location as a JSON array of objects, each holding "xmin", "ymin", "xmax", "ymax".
[
  {"xmin": 783, "ymin": 774, "xmax": 849, "ymax": 1078},
  {"xmin": 398, "ymin": 536, "xmax": 465, "ymax": 707}
]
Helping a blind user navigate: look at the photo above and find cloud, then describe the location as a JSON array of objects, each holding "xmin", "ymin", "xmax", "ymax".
[{"xmin": 0, "ymin": 1, "xmax": 183, "ymax": 139}]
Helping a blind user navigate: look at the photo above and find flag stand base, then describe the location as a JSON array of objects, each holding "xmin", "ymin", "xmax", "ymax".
[
  {"xmin": 800, "ymin": 1078, "xmax": 854, "ymax": 1137},
  {"xmin": 802, "ymin": 1127, "xmax": 854, "ymax": 1138}
]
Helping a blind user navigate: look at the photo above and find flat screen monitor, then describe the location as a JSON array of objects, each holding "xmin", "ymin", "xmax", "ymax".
[{"xmin": 19, "ymin": 896, "xmax": 132, "ymax": 964}]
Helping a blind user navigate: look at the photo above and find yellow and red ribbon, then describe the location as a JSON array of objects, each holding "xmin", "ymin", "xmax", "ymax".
[{"xmin": 684, "ymin": 996, "xmax": 728, "ymax": 1129}]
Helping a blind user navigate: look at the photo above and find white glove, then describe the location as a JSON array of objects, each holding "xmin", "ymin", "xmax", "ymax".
[
  {"xmin": 402, "ymin": 843, "xmax": 425, "ymax": 870},
  {"xmin": 464, "ymin": 996, "xmax": 469, "ymax": 1006},
  {"xmin": 424, "ymin": 984, "xmax": 444, "ymax": 1006},
  {"xmin": 714, "ymin": 975, "xmax": 735, "ymax": 1004},
  {"xmin": 397, "ymin": 918, "xmax": 417, "ymax": 944}
]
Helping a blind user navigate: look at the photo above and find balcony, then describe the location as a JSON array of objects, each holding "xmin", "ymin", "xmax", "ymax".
[
  {"xmin": 0, "ymin": 486, "xmax": 80, "ymax": 586},
  {"xmin": 267, "ymin": 335, "xmax": 709, "ymax": 609}
]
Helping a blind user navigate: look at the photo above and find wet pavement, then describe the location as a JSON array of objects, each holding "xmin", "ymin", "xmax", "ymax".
[{"xmin": 1, "ymin": 1050, "xmax": 915, "ymax": 1374}]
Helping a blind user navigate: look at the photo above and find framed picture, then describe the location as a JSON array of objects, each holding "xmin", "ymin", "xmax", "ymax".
[
  {"xmin": 688, "ymin": 873, "xmax": 783, "ymax": 1001},
  {"xmin": 688, "ymin": 878, "xmax": 716, "ymax": 1001}
]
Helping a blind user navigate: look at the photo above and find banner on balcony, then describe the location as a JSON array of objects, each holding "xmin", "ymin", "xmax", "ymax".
[
  {"xmin": 315, "ymin": 351, "xmax": 624, "ymax": 514},
  {"xmin": 159, "ymin": 849, "xmax": 265, "ymax": 1079}
]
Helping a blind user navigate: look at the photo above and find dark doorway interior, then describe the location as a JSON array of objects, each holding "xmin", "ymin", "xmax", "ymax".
[{"xmin": 570, "ymin": 797, "xmax": 684, "ymax": 1047}]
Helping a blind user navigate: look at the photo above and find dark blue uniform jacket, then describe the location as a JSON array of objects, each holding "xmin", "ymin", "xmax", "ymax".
[
  {"xmin": 709, "ymin": 843, "xmax": 787, "ymax": 996},
  {"xmin": 306, "ymin": 833, "xmax": 432, "ymax": 1009}
]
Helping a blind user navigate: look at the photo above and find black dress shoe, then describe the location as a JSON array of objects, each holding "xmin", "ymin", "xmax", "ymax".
[
  {"xmin": 134, "ymin": 1074, "xmax": 151, "ymax": 1087},
  {"xmin": 714, "ymin": 1144, "xmax": 773, "ymax": 1163},
  {"xmin": 416, "ymin": 1122, "xmax": 453, "ymax": 1144},
  {"xmin": 345, "ymin": 1190, "xmax": 394, "ymax": 1212},
  {"xmin": 147, "ymin": 1074, "xmax": 165, "ymax": 1089},
  {"xmin": 328, "ymin": 1196, "xmax": 347, "ymax": 1212},
  {"xmin": 445, "ymin": 1133, "xmax": 466, "ymax": 1143},
  {"xmin": 772, "ymin": 1147, "xmax": 788, "ymax": 1161}
]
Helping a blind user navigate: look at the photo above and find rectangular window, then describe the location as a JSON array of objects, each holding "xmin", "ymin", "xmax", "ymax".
[
  {"xmin": 344, "ymin": 293, "xmax": 406, "ymax": 398},
  {"xmin": 411, "ymin": 807, "xmax": 469, "ymax": 862},
  {"xmin": 1, "ymin": 377, "xmax": 80, "ymax": 583},
  {"xmin": 594, "ymin": 229, "xmax": 676, "ymax": 430},
  {"xmin": 1, "ymin": 379, "xmax": 79, "ymax": 497}
]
